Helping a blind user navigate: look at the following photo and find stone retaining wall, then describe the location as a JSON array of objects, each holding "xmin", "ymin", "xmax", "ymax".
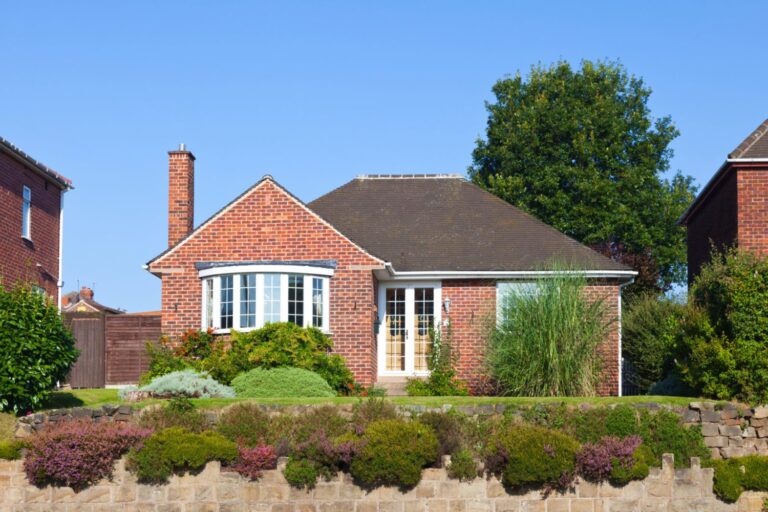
[
  {"xmin": 1, "ymin": 454, "xmax": 766, "ymax": 512},
  {"xmin": 683, "ymin": 402, "xmax": 768, "ymax": 459}
]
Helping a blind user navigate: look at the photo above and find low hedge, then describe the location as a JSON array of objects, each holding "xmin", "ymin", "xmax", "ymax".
[{"xmin": 709, "ymin": 456, "xmax": 768, "ymax": 503}]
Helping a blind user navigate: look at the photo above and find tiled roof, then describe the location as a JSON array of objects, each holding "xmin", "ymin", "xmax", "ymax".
[
  {"xmin": 309, "ymin": 175, "xmax": 629, "ymax": 272},
  {"xmin": 729, "ymin": 119, "xmax": 768, "ymax": 159}
]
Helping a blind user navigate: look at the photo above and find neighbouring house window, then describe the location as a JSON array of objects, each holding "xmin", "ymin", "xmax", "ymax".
[
  {"xmin": 22, "ymin": 186, "xmax": 31, "ymax": 239},
  {"xmin": 204, "ymin": 278, "xmax": 214, "ymax": 329},
  {"xmin": 200, "ymin": 267, "xmax": 331, "ymax": 332},
  {"xmin": 240, "ymin": 274, "xmax": 257, "ymax": 328},
  {"xmin": 288, "ymin": 274, "xmax": 304, "ymax": 326},
  {"xmin": 31, "ymin": 285, "xmax": 46, "ymax": 297},
  {"xmin": 220, "ymin": 275, "xmax": 234, "ymax": 329},
  {"xmin": 312, "ymin": 277, "xmax": 323, "ymax": 328},
  {"xmin": 263, "ymin": 273, "xmax": 281, "ymax": 323}
]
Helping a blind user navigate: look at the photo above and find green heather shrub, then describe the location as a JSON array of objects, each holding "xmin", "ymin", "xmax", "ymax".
[
  {"xmin": 284, "ymin": 457, "xmax": 320, "ymax": 489},
  {"xmin": 485, "ymin": 424, "xmax": 579, "ymax": 490},
  {"xmin": 676, "ymin": 248, "xmax": 768, "ymax": 403},
  {"xmin": 127, "ymin": 428, "xmax": 237, "ymax": 483},
  {"xmin": 609, "ymin": 444, "xmax": 654, "ymax": 486},
  {"xmin": 406, "ymin": 327, "xmax": 468, "ymax": 397},
  {"xmin": 350, "ymin": 419, "xmax": 438, "ymax": 489},
  {"xmin": 487, "ymin": 272, "xmax": 609, "ymax": 396},
  {"xmin": 709, "ymin": 456, "xmax": 768, "ymax": 503},
  {"xmin": 138, "ymin": 398, "xmax": 208, "ymax": 433},
  {"xmin": 0, "ymin": 439, "xmax": 24, "ymax": 460},
  {"xmin": 217, "ymin": 403, "xmax": 272, "ymax": 447},
  {"xmin": 447, "ymin": 448, "xmax": 477, "ymax": 481},
  {"xmin": 0, "ymin": 286, "xmax": 79, "ymax": 413},
  {"xmin": 636, "ymin": 409, "xmax": 709, "ymax": 468},
  {"xmin": 350, "ymin": 398, "xmax": 398, "ymax": 433},
  {"xmin": 622, "ymin": 295, "xmax": 685, "ymax": 393},
  {"xmin": 139, "ymin": 369, "xmax": 235, "ymax": 398},
  {"xmin": 231, "ymin": 367, "xmax": 335, "ymax": 398},
  {"xmin": 418, "ymin": 410, "xmax": 468, "ymax": 460}
]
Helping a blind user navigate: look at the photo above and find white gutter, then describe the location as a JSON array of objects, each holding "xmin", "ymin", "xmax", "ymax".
[
  {"xmin": 382, "ymin": 263, "xmax": 637, "ymax": 281},
  {"xmin": 57, "ymin": 192, "xmax": 65, "ymax": 311},
  {"xmin": 727, "ymin": 158, "xmax": 768, "ymax": 163}
]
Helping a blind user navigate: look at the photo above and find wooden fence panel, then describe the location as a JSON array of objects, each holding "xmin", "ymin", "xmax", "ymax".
[
  {"xmin": 67, "ymin": 315, "xmax": 106, "ymax": 388},
  {"xmin": 105, "ymin": 314, "xmax": 161, "ymax": 385}
]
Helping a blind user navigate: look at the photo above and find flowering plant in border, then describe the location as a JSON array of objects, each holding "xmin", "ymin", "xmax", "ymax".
[
  {"xmin": 576, "ymin": 435, "xmax": 643, "ymax": 483},
  {"xmin": 24, "ymin": 420, "xmax": 151, "ymax": 490},
  {"xmin": 231, "ymin": 444, "xmax": 278, "ymax": 480}
]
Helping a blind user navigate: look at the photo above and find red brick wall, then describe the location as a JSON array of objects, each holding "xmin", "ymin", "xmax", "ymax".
[
  {"xmin": 737, "ymin": 164, "xmax": 768, "ymax": 255},
  {"xmin": 167, "ymin": 150, "xmax": 195, "ymax": 247},
  {"xmin": 442, "ymin": 279, "xmax": 621, "ymax": 396},
  {"xmin": 0, "ymin": 151, "xmax": 62, "ymax": 299},
  {"xmin": 150, "ymin": 178, "xmax": 384, "ymax": 386},
  {"xmin": 686, "ymin": 170, "xmax": 738, "ymax": 284}
]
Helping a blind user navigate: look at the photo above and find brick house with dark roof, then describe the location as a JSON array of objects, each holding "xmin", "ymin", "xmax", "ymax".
[
  {"xmin": 147, "ymin": 146, "xmax": 636, "ymax": 395},
  {"xmin": 680, "ymin": 119, "xmax": 768, "ymax": 283},
  {"xmin": 0, "ymin": 137, "xmax": 72, "ymax": 306}
]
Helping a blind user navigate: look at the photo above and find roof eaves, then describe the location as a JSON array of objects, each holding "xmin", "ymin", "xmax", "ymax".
[
  {"xmin": 729, "ymin": 119, "xmax": 768, "ymax": 159},
  {"xmin": 0, "ymin": 136, "xmax": 73, "ymax": 190}
]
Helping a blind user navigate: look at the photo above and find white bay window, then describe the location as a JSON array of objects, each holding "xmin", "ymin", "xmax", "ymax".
[{"xmin": 199, "ymin": 264, "xmax": 332, "ymax": 333}]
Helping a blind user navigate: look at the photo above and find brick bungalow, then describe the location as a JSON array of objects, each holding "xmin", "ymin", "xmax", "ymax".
[
  {"xmin": 146, "ymin": 146, "xmax": 636, "ymax": 394},
  {"xmin": 679, "ymin": 119, "xmax": 768, "ymax": 283},
  {"xmin": 0, "ymin": 136, "xmax": 72, "ymax": 307}
]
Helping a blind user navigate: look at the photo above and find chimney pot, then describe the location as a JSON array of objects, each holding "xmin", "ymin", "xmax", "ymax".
[{"xmin": 80, "ymin": 286, "xmax": 94, "ymax": 300}]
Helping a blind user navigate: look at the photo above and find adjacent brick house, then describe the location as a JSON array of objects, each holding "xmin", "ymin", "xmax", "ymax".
[
  {"xmin": 680, "ymin": 119, "xmax": 768, "ymax": 283},
  {"xmin": 147, "ymin": 146, "xmax": 635, "ymax": 394},
  {"xmin": 0, "ymin": 136, "xmax": 72, "ymax": 306}
]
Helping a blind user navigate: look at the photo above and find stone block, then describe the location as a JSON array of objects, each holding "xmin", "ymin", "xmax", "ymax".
[
  {"xmin": 622, "ymin": 481, "xmax": 645, "ymax": 500},
  {"xmin": 313, "ymin": 483, "xmax": 339, "ymax": 500},
  {"xmin": 167, "ymin": 485, "xmax": 194, "ymax": 502},
  {"xmin": 195, "ymin": 485, "xmax": 216, "ymax": 501},
  {"xmin": 598, "ymin": 483, "xmax": 622, "ymax": 498},
  {"xmin": 579, "ymin": 482, "xmax": 599, "ymax": 498},
  {"xmin": 701, "ymin": 410, "xmax": 722, "ymax": 423},
  {"xmin": 217, "ymin": 483, "xmax": 240, "ymax": 501},
  {"xmin": 449, "ymin": 501, "xmax": 467, "ymax": 512},
  {"xmin": 426, "ymin": 500, "xmax": 448, "ymax": 512},
  {"xmin": 639, "ymin": 498, "xmax": 669, "ymax": 512},
  {"xmin": 720, "ymin": 425, "xmax": 742, "ymax": 437},
  {"xmin": 607, "ymin": 500, "xmax": 639, "ymax": 512},
  {"xmin": 423, "ymin": 468, "xmax": 445, "ymax": 481},
  {"xmin": 729, "ymin": 437, "xmax": 745, "ymax": 447},
  {"xmin": 681, "ymin": 409, "xmax": 700, "ymax": 423},
  {"xmin": 269, "ymin": 505, "xmax": 294, "ymax": 512},
  {"xmin": 673, "ymin": 478, "xmax": 701, "ymax": 498},
  {"xmin": 752, "ymin": 406, "xmax": 768, "ymax": 419},
  {"xmin": 546, "ymin": 499, "xmax": 569, "ymax": 512},
  {"xmin": 571, "ymin": 501, "xmax": 594, "ymax": 512},
  {"xmin": 458, "ymin": 479, "xmax": 487, "ymax": 499},
  {"xmin": 339, "ymin": 482, "xmax": 366, "ymax": 499},
  {"xmin": 297, "ymin": 504, "xmax": 318, "ymax": 512},
  {"xmin": 722, "ymin": 446, "xmax": 749, "ymax": 458},
  {"xmin": 155, "ymin": 504, "xmax": 184, "ymax": 512},
  {"xmin": 75, "ymin": 486, "xmax": 111, "ymax": 504},
  {"xmin": 704, "ymin": 436, "xmax": 727, "ymax": 448},
  {"xmin": 318, "ymin": 501, "xmax": 356, "ymax": 512},
  {"xmin": 519, "ymin": 500, "xmax": 545, "ymax": 512},
  {"xmin": 757, "ymin": 427, "xmax": 768, "ymax": 438},
  {"xmin": 646, "ymin": 479, "xmax": 672, "ymax": 498},
  {"xmin": 701, "ymin": 423, "xmax": 720, "ymax": 436},
  {"xmin": 750, "ymin": 418, "xmax": 768, "ymax": 428},
  {"xmin": 261, "ymin": 484, "xmax": 290, "ymax": 501},
  {"xmin": 379, "ymin": 502, "xmax": 405, "ymax": 512},
  {"xmin": 220, "ymin": 503, "xmax": 245, "ymax": 512},
  {"xmin": 114, "ymin": 485, "xmax": 137, "ymax": 503},
  {"xmin": 123, "ymin": 505, "xmax": 157, "ymax": 512},
  {"xmin": 51, "ymin": 487, "xmax": 77, "ymax": 503}
]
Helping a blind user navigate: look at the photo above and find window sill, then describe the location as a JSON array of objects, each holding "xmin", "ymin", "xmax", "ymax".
[{"xmin": 209, "ymin": 327, "xmax": 332, "ymax": 336}]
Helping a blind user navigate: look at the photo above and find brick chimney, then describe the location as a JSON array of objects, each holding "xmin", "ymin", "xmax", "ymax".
[
  {"xmin": 80, "ymin": 286, "xmax": 94, "ymax": 300},
  {"xmin": 168, "ymin": 144, "xmax": 195, "ymax": 247}
]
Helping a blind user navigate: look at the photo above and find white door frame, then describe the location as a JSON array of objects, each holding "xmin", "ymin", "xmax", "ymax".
[{"xmin": 377, "ymin": 281, "xmax": 442, "ymax": 377}]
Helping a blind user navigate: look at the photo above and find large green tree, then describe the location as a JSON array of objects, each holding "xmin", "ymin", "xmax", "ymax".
[{"xmin": 469, "ymin": 60, "xmax": 696, "ymax": 295}]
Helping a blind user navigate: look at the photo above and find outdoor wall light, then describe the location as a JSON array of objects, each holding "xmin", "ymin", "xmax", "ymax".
[{"xmin": 443, "ymin": 298, "xmax": 451, "ymax": 313}]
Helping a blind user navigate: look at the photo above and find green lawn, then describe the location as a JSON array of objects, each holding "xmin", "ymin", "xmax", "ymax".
[{"xmin": 40, "ymin": 388, "xmax": 700, "ymax": 411}]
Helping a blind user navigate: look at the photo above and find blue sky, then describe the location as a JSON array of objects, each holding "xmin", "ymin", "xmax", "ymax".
[{"xmin": 2, "ymin": 1, "xmax": 767, "ymax": 312}]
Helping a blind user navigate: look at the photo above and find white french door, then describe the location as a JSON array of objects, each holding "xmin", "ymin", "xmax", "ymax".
[{"xmin": 377, "ymin": 282, "xmax": 441, "ymax": 377}]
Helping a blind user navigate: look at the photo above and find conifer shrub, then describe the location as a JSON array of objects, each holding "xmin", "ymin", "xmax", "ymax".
[
  {"xmin": 138, "ymin": 398, "xmax": 208, "ymax": 433},
  {"xmin": 231, "ymin": 367, "xmax": 335, "ymax": 398},
  {"xmin": 447, "ymin": 448, "xmax": 478, "ymax": 481},
  {"xmin": 137, "ymin": 369, "xmax": 235, "ymax": 398},
  {"xmin": 127, "ymin": 427, "xmax": 237, "ymax": 483},
  {"xmin": 350, "ymin": 419, "xmax": 438, "ymax": 489}
]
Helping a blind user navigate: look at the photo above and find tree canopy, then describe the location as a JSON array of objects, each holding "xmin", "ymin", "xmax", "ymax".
[{"xmin": 469, "ymin": 60, "xmax": 696, "ymax": 296}]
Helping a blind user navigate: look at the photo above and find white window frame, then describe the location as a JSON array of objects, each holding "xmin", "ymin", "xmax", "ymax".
[
  {"xmin": 496, "ymin": 281, "xmax": 539, "ymax": 324},
  {"xmin": 22, "ymin": 185, "xmax": 32, "ymax": 240},
  {"xmin": 199, "ymin": 264, "xmax": 333, "ymax": 334},
  {"xmin": 376, "ymin": 281, "xmax": 442, "ymax": 377}
]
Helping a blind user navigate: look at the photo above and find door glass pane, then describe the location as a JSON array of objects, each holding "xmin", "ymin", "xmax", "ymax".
[
  {"xmin": 263, "ymin": 274, "xmax": 281, "ymax": 323},
  {"xmin": 385, "ymin": 288, "xmax": 406, "ymax": 371},
  {"xmin": 414, "ymin": 288, "xmax": 434, "ymax": 372},
  {"xmin": 240, "ymin": 274, "xmax": 257, "ymax": 328},
  {"xmin": 288, "ymin": 274, "xmax": 304, "ymax": 325}
]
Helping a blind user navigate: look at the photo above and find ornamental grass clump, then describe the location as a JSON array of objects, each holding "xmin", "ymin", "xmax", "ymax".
[
  {"xmin": 231, "ymin": 367, "xmax": 335, "ymax": 398},
  {"xmin": 138, "ymin": 369, "xmax": 235, "ymax": 398},
  {"xmin": 127, "ymin": 427, "xmax": 237, "ymax": 483},
  {"xmin": 24, "ymin": 420, "xmax": 151, "ymax": 490},
  {"xmin": 486, "ymin": 271, "xmax": 610, "ymax": 396},
  {"xmin": 350, "ymin": 419, "xmax": 438, "ymax": 490}
]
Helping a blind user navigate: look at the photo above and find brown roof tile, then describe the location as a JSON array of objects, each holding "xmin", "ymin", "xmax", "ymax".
[
  {"xmin": 729, "ymin": 118, "xmax": 768, "ymax": 159},
  {"xmin": 308, "ymin": 175, "xmax": 628, "ymax": 272}
]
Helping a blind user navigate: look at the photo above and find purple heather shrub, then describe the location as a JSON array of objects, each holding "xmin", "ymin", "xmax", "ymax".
[
  {"xmin": 576, "ymin": 435, "xmax": 642, "ymax": 483},
  {"xmin": 24, "ymin": 419, "xmax": 151, "ymax": 490},
  {"xmin": 231, "ymin": 444, "xmax": 278, "ymax": 480}
]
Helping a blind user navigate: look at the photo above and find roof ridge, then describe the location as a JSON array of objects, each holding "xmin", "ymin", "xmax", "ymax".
[
  {"xmin": 729, "ymin": 118, "xmax": 768, "ymax": 159},
  {"xmin": 356, "ymin": 173, "xmax": 465, "ymax": 180},
  {"xmin": 0, "ymin": 136, "xmax": 73, "ymax": 188}
]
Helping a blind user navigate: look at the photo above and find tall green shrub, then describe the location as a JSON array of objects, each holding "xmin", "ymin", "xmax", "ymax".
[
  {"xmin": 0, "ymin": 286, "xmax": 79, "ymax": 413},
  {"xmin": 486, "ymin": 272, "xmax": 610, "ymax": 396},
  {"xmin": 622, "ymin": 295, "xmax": 685, "ymax": 393},
  {"xmin": 676, "ymin": 248, "xmax": 768, "ymax": 402}
]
